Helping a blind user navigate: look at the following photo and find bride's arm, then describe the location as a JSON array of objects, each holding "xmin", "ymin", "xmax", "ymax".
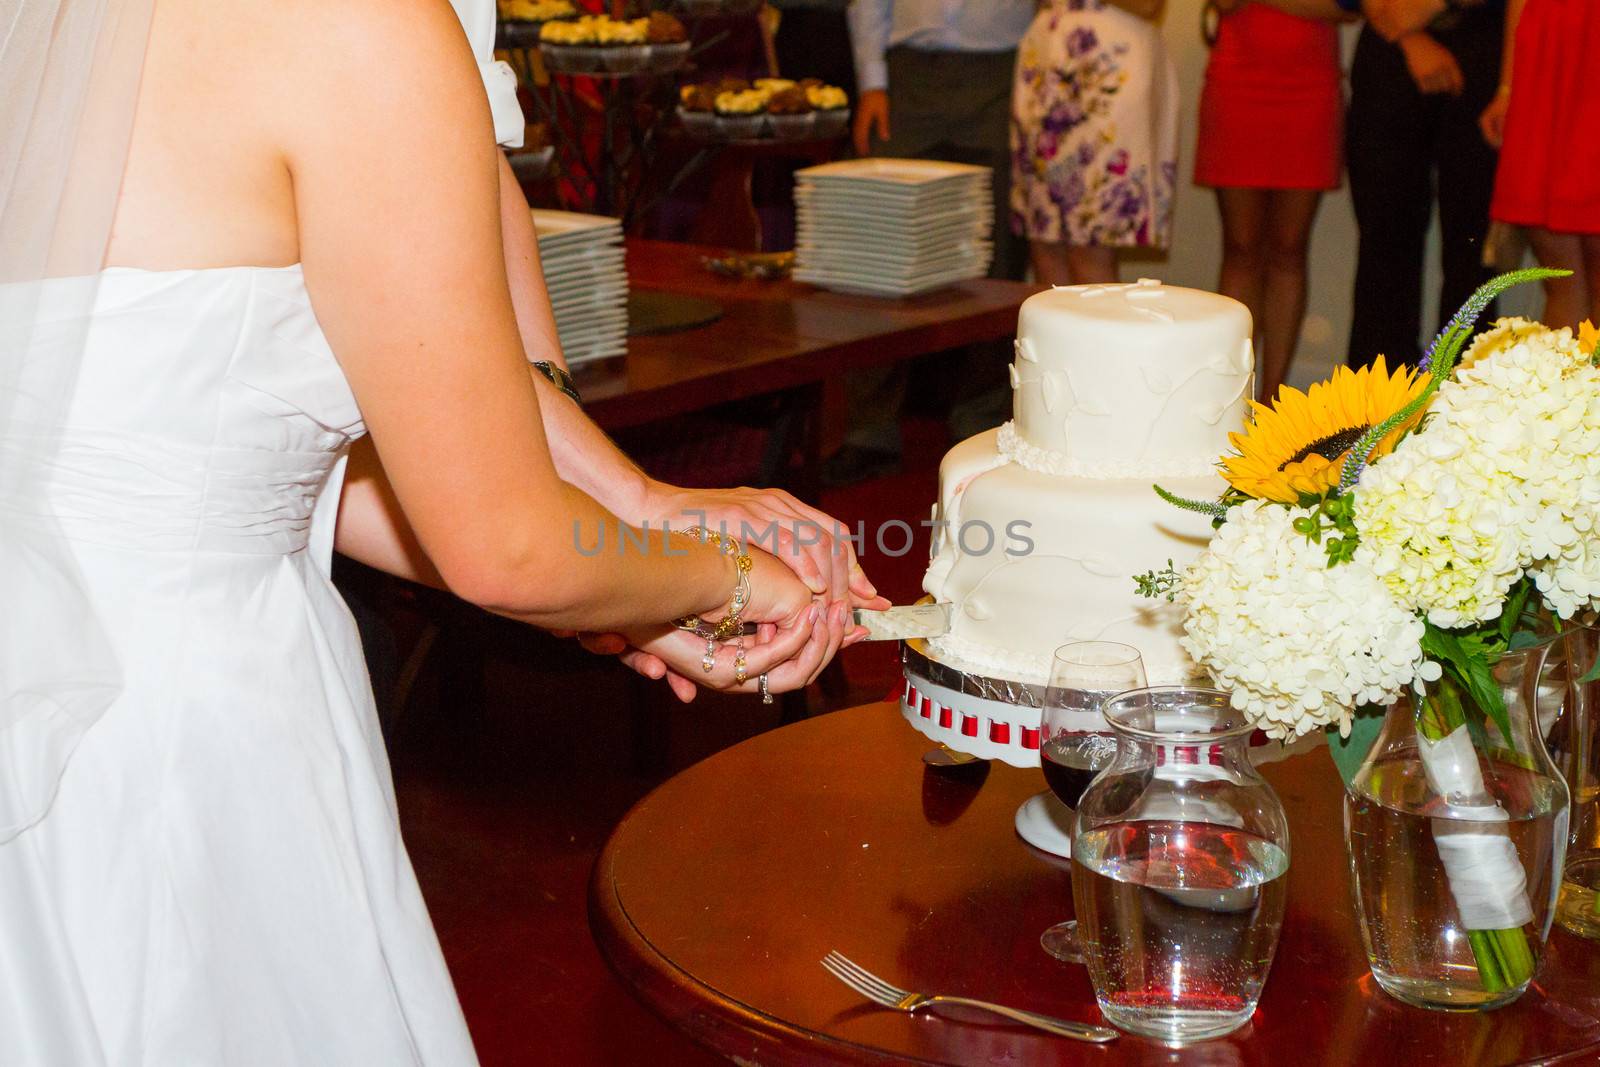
[
  {"xmin": 497, "ymin": 153, "xmax": 567, "ymax": 373},
  {"xmin": 365, "ymin": 110, "xmax": 878, "ymax": 606},
  {"xmin": 286, "ymin": 0, "xmax": 822, "ymax": 643}
]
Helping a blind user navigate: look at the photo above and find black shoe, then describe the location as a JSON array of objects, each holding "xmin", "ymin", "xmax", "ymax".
[{"xmin": 819, "ymin": 444, "xmax": 901, "ymax": 488}]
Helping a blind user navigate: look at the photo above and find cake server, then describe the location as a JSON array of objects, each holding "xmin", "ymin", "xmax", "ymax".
[{"xmin": 851, "ymin": 602, "xmax": 952, "ymax": 641}]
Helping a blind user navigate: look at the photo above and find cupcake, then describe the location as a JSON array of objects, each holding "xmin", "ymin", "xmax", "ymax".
[
  {"xmin": 807, "ymin": 84, "xmax": 850, "ymax": 137},
  {"xmin": 805, "ymin": 84, "xmax": 848, "ymax": 111},
  {"xmin": 499, "ymin": 0, "xmax": 576, "ymax": 22},
  {"xmin": 596, "ymin": 16, "xmax": 650, "ymax": 73},
  {"xmin": 539, "ymin": 16, "xmax": 601, "ymax": 72},
  {"xmin": 646, "ymin": 11, "xmax": 688, "ymax": 43},
  {"xmin": 680, "ymin": 84, "xmax": 718, "ymax": 112},
  {"xmin": 678, "ymin": 84, "xmax": 719, "ymax": 138},
  {"xmin": 765, "ymin": 86, "xmax": 814, "ymax": 140},
  {"xmin": 645, "ymin": 12, "xmax": 691, "ymax": 72},
  {"xmin": 754, "ymin": 78, "xmax": 797, "ymax": 96},
  {"xmin": 714, "ymin": 88, "xmax": 767, "ymax": 139}
]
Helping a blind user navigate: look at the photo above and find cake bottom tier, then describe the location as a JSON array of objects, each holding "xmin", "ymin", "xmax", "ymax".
[{"xmin": 922, "ymin": 434, "xmax": 1223, "ymax": 687}]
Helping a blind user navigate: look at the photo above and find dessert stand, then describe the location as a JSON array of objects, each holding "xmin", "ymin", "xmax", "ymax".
[{"xmin": 899, "ymin": 632, "xmax": 1311, "ymax": 858}]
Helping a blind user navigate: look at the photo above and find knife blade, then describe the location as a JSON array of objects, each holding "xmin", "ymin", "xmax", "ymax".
[{"xmin": 851, "ymin": 602, "xmax": 953, "ymax": 641}]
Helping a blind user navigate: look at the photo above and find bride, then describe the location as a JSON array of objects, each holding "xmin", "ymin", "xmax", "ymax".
[{"xmin": 0, "ymin": 0, "xmax": 880, "ymax": 1061}]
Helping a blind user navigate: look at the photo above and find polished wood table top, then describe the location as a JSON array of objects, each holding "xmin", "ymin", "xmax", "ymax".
[
  {"xmin": 574, "ymin": 241, "xmax": 1038, "ymax": 430},
  {"xmin": 590, "ymin": 701, "xmax": 1600, "ymax": 1066}
]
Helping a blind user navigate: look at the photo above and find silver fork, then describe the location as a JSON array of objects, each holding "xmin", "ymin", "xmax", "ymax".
[{"xmin": 820, "ymin": 951, "xmax": 1118, "ymax": 1043}]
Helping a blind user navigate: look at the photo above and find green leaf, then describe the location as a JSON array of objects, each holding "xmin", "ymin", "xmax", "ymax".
[
  {"xmin": 1499, "ymin": 581, "xmax": 1531, "ymax": 645},
  {"xmin": 1328, "ymin": 709, "xmax": 1386, "ymax": 786},
  {"xmin": 1420, "ymin": 624, "xmax": 1515, "ymax": 750},
  {"xmin": 1508, "ymin": 629, "xmax": 1545, "ymax": 652},
  {"xmin": 1578, "ymin": 650, "xmax": 1600, "ymax": 686}
]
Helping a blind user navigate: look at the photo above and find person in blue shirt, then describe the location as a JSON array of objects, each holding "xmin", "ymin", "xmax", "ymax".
[{"xmin": 822, "ymin": 0, "xmax": 1034, "ymax": 488}]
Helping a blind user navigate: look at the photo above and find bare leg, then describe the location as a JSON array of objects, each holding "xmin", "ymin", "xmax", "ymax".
[
  {"xmin": 1579, "ymin": 233, "xmax": 1600, "ymax": 327},
  {"xmin": 1527, "ymin": 227, "xmax": 1587, "ymax": 328},
  {"xmin": 1029, "ymin": 240, "xmax": 1118, "ymax": 286},
  {"xmin": 1214, "ymin": 188, "xmax": 1269, "ymax": 396},
  {"xmin": 1257, "ymin": 189, "xmax": 1323, "ymax": 403}
]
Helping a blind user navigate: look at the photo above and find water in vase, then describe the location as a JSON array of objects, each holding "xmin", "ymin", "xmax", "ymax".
[
  {"xmin": 1073, "ymin": 819, "xmax": 1288, "ymax": 1046},
  {"xmin": 1345, "ymin": 755, "xmax": 1565, "ymax": 1010},
  {"xmin": 1557, "ymin": 858, "xmax": 1600, "ymax": 941}
]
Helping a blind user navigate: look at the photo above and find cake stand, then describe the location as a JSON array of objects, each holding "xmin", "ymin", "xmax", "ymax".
[
  {"xmin": 900, "ymin": 636, "xmax": 1076, "ymax": 857},
  {"xmin": 899, "ymin": 634, "xmax": 1311, "ymax": 858}
]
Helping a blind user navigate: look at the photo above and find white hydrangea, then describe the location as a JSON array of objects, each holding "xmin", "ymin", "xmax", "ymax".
[
  {"xmin": 1455, "ymin": 316, "xmax": 1548, "ymax": 372},
  {"xmin": 1356, "ymin": 321, "xmax": 1600, "ymax": 626},
  {"xmin": 1179, "ymin": 500, "xmax": 1427, "ymax": 740}
]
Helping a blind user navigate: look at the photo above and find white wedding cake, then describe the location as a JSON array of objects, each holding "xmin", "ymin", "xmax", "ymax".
[{"xmin": 921, "ymin": 279, "xmax": 1253, "ymax": 686}]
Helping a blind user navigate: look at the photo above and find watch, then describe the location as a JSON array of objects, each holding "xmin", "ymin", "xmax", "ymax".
[{"xmin": 530, "ymin": 359, "xmax": 583, "ymax": 406}]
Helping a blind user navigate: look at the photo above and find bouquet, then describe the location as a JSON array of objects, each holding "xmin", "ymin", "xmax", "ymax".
[{"xmin": 1138, "ymin": 269, "xmax": 1600, "ymax": 994}]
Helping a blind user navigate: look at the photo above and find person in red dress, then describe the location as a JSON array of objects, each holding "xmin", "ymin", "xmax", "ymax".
[
  {"xmin": 1195, "ymin": 0, "xmax": 1351, "ymax": 401},
  {"xmin": 1481, "ymin": 0, "xmax": 1600, "ymax": 327}
]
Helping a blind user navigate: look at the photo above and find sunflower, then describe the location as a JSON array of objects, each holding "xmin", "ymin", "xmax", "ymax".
[
  {"xmin": 1581, "ymin": 319, "xmax": 1599, "ymax": 359},
  {"xmin": 1220, "ymin": 356, "xmax": 1429, "ymax": 504}
]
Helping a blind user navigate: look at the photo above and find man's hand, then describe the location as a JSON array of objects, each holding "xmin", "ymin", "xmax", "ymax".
[
  {"xmin": 1399, "ymin": 31, "xmax": 1464, "ymax": 95},
  {"xmin": 853, "ymin": 89, "xmax": 891, "ymax": 157},
  {"xmin": 1364, "ymin": 0, "xmax": 1447, "ymax": 41}
]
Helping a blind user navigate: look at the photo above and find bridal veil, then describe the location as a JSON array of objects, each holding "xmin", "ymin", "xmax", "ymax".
[{"xmin": 0, "ymin": 0, "xmax": 155, "ymax": 838}]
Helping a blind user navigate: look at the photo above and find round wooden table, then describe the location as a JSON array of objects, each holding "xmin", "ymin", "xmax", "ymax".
[{"xmin": 589, "ymin": 702, "xmax": 1600, "ymax": 1065}]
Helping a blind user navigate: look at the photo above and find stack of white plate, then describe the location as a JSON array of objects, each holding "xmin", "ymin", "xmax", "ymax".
[
  {"xmin": 793, "ymin": 159, "xmax": 993, "ymax": 298},
  {"xmin": 532, "ymin": 209, "xmax": 628, "ymax": 364}
]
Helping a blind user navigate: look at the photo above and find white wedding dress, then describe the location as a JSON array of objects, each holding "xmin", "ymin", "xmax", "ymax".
[{"xmin": 0, "ymin": 266, "xmax": 479, "ymax": 1065}]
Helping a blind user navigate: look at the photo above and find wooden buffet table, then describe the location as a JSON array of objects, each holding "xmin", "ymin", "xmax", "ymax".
[
  {"xmin": 589, "ymin": 701, "xmax": 1600, "ymax": 1066},
  {"xmin": 575, "ymin": 240, "xmax": 1037, "ymax": 431}
]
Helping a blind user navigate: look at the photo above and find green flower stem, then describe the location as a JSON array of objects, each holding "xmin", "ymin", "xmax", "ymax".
[{"xmin": 1416, "ymin": 685, "xmax": 1536, "ymax": 995}]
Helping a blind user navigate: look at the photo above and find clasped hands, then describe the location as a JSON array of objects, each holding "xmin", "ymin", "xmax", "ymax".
[{"xmin": 562, "ymin": 485, "xmax": 889, "ymax": 702}]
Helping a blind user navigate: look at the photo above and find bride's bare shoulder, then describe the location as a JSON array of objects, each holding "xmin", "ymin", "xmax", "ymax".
[
  {"xmin": 171, "ymin": 0, "xmax": 482, "ymax": 119},
  {"xmin": 111, "ymin": 0, "xmax": 487, "ymax": 269}
]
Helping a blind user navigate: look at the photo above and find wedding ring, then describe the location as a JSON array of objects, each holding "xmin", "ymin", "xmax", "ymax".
[{"xmin": 759, "ymin": 673, "xmax": 772, "ymax": 704}]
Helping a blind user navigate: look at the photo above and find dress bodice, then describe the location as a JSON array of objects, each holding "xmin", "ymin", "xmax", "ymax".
[
  {"xmin": 0, "ymin": 265, "xmax": 478, "ymax": 1064},
  {"xmin": 12, "ymin": 265, "xmax": 364, "ymax": 558}
]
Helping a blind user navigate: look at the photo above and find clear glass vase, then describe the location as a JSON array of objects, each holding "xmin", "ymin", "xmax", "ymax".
[
  {"xmin": 1344, "ymin": 641, "xmax": 1571, "ymax": 1011},
  {"xmin": 1548, "ymin": 625, "xmax": 1600, "ymax": 942},
  {"xmin": 1072, "ymin": 687, "xmax": 1291, "ymax": 1046}
]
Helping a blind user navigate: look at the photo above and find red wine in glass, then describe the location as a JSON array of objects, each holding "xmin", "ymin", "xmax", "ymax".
[{"xmin": 1040, "ymin": 732, "xmax": 1117, "ymax": 809}]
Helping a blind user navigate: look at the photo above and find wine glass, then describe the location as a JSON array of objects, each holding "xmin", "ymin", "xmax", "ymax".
[{"xmin": 1039, "ymin": 640, "xmax": 1146, "ymax": 963}]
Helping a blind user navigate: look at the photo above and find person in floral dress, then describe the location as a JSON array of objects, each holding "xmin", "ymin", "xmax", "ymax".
[{"xmin": 1010, "ymin": 0, "xmax": 1178, "ymax": 285}]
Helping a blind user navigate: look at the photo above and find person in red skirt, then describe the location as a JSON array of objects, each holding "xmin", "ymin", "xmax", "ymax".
[
  {"xmin": 1195, "ymin": 0, "xmax": 1352, "ymax": 402},
  {"xmin": 1480, "ymin": 0, "xmax": 1600, "ymax": 327}
]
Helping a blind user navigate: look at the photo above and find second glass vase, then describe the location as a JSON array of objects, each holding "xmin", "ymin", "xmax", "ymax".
[
  {"xmin": 1344, "ymin": 640, "xmax": 1570, "ymax": 1011},
  {"xmin": 1549, "ymin": 625, "xmax": 1600, "ymax": 942}
]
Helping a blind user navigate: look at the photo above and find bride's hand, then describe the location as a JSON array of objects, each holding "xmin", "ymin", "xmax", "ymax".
[
  {"xmin": 574, "ymin": 545, "xmax": 866, "ymax": 701},
  {"xmin": 645, "ymin": 484, "xmax": 889, "ymax": 611},
  {"xmin": 617, "ymin": 611, "xmax": 835, "ymax": 702}
]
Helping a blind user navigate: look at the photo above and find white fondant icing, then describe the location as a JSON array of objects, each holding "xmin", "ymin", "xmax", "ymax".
[
  {"xmin": 996, "ymin": 423, "xmax": 1218, "ymax": 480},
  {"xmin": 1040, "ymin": 372, "xmax": 1061, "ymax": 414},
  {"xmin": 1009, "ymin": 281, "xmax": 1252, "ymax": 463},
  {"xmin": 922, "ymin": 281, "xmax": 1252, "ymax": 688}
]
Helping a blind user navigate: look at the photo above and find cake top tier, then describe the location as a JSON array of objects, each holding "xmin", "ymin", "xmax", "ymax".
[{"xmin": 1009, "ymin": 280, "xmax": 1253, "ymax": 474}]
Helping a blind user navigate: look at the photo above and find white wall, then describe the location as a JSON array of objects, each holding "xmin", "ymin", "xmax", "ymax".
[{"xmin": 1128, "ymin": 3, "xmax": 1536, "ymax": 390}]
